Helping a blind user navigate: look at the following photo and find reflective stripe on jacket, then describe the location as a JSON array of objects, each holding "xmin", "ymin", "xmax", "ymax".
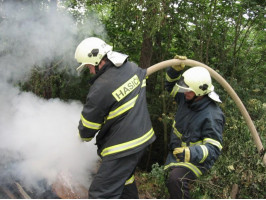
[
  {"xmin": 78, "ymin": 61, "xmax": 156, "ymax": 160},
  {"xmin": 164, "ymin": 67, "xmax": 225, "ymax": 176}
]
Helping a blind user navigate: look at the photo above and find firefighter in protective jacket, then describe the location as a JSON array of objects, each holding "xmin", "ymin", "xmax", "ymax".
[
  {"xmin": 164, "ymin": 56, "xmax": 225, "ymax": 198},
  {"xmin": 74, "ymin": 37, "xmax": 156, "ymax": 199}
]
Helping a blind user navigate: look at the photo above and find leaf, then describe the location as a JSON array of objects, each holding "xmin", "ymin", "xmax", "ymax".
[{"xmin": 227, "ymin": 165, "xmax": 235, "ymax": 171}]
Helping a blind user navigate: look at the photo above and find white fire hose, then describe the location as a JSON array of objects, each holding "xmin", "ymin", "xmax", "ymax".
[{"xmin": 146, "ymin": 59, "xmax": 266, "ymax": 166}]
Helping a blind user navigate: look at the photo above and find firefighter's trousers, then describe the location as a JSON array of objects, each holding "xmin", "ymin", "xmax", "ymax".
[
  {"xmin": 89, "ymin": 149, "xmax": 146, "ymax": 199},
  {"xmin": 166, "ymin": 166, "xmax": 197, "ymax": 199}
]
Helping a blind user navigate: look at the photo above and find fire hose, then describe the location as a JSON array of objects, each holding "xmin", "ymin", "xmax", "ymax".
[{"xmin": 146, "ymin": 59, "xmax": 266, "ymax": 166}]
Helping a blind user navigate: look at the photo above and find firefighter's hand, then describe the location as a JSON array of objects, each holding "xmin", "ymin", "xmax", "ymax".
[
  {"xmin": 173, "ymin": 147, "xmax": 190, "ymax": 162},
  {"xmin": 171, "ymin": 55, "xmax": 187, "ymax": 71}
]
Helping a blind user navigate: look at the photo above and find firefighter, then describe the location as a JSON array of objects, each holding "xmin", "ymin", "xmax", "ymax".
[
  {"xmin": 164, "ymin": 56, "xmax": 225, "ymax": 198},
  {"xmin": 74, "ymin": 37, "xmax": 156, "ymax": 199}
]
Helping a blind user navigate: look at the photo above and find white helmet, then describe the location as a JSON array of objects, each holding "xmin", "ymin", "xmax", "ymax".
[
  {"xmin": 176, "ymin": 66, "xmax": 221, "ymax": 102},
  {"xmin": 75, "ymin": 37, "xmax": 113, "ymax": 72}
]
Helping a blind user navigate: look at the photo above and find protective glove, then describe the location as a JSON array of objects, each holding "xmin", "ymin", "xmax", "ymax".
[
  {"xmin": 173, "ymin": 147, "xmax": 190, "ymax": 162},
  {"xmin": 171, "ymin": 55, "xmax": 187, "ymax": 71}
]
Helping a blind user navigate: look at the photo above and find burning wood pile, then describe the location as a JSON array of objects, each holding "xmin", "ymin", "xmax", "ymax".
[
  {"xmin": 0, "ymin": 150, "xmax": 100, "ymax": 199},
  {"xmin": 0, "ymin": 172, "xmax": 89, "ymax": 199},
  {"xmin": 52, "ymin": 171, "xmax": 89, "ymax": 199}
]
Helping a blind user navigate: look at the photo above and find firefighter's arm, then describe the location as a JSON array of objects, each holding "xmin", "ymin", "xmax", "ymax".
[
  {"xmin": 78, "ymin": 118, "xmax": 101, "ymax": 142},
  {"xmin": 165, "ymin": 55, "xmax": 186, "ymax": 94},
  {"xmin": 78, "ymin": 101, "xmax": 104, "ymax": 142},
  {"xmin": 78, "ymin": 87, "xmax": 108, "ymax": 142},
  {"xmin": 189, "ymin": 118, "xmax": 224, "ymax": 164}
]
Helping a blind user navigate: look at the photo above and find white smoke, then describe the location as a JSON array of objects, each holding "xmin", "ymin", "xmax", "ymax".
[
  {"xmin": 0, "ymin": 2, "xmax": 77, "ymax": 81},
  {"xmin": 0, "ymin": 83, "xmax": 98, "ymax": 190},
  {"xmin": 0, "ymin": 1, "xmax": 104, "ymax": 194}
]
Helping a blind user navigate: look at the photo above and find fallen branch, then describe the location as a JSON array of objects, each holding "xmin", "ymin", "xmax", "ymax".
[
  {"xmin": 15, "ymin": 182, "xmax": 31, "ymax": 199},
  {"xmin": 0, "ymin": 186, "xmax": 17, "ymax": 199}
]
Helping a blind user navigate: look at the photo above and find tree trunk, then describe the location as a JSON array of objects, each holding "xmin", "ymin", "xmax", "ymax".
[{"xmin": 139, "ymin": 33, "xmax": 153, "ymax": 69}]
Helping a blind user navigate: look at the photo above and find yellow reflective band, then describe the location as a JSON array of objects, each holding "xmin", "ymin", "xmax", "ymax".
[
  {"xmin": 81, "ymin": 137, "xmax": 93, "ymax": 142},
  {"xmin": 107, "ymin": 95, "xmax": 138, "ymax": 120},
  {"xmin": 173, "ymin": 128, "xmax": 182, "ymax": 139},
  {"xmin": 125, "ymin": 175, "xmax": 135, "ymax": 185},
  {"xmin": 181, "ymin": 142, "xmax": 187, "ymax": 147},
  {"xmin": 182, "ymin": 141, "xmax": 204, "ymax": 147},
  {"xmin": 182, "ymin": 141, "xmax": 203, "ymax": 147},
  {"xmin": 81, "ymin": 115, "xmax": 101, "ymax": 130},
  {"xmin": 166, "ymin": 73, "xmax": 181, "ymax": 82},
  {"xmin": 101, "ymin": 128, "xmax": 154, "ymax": 157},
  {"xmin": 203, "ymin": 138, "xmax": 222, "ymax": 150},
  {"xmin": 172, "ymin": 121, "xmax": 182, "ymax": 138},
  {"xmin": 141, "ymin": 79, "xmax": 146, "ymax": 87},
  {"xmin": 199, "ymin": 145, "xmax": 209, "ymax": 163},
  {"xmin": 112, "ymin": 75, "xmax": 140, "ymax": 102},
  {"xmin": 78, "ymin": 131, "xmax": 93, "ymax": 142},
  {"xmin": 184, "ymin": 147, "xmax": 190, "ymax": 162},
  {"xmin": 164, "ymin": 162, "xmax": 202, "ymax": 177},
  {"xmin": 170, "ymin": 84, "xmax": 179, "ymax": 97},
  {"xmin": 190, "ymin": 140, "xmax": 203, "ymax": 146}
]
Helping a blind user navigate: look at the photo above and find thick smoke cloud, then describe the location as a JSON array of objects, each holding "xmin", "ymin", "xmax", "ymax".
[
  {"xmin": 0, "ymin": 2, "xmax": 77, "ymax": 81},
  {"xmin": 0, "ymin": 84, "xmax": 98, "ymax": 191},
  {"xmin": 0, "ymin": 1, "xmax": 103, "ymax": 194}
]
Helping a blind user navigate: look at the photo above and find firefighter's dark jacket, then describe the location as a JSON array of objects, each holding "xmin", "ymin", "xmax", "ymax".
[
  {"xmin": 78, "ymin": 60, "xmax": 156, "ymax": 161},
  {"xmin": 164, "ymin": 67, "xmax": 225, "ymax": 177}
]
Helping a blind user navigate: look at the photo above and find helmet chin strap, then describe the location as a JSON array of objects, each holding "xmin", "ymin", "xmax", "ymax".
[
  {"xmin": 89, "ymin": 60, "xmax": 112, "ymax": 85},
  {"xmin": 95, "ymin": 65, "xmax": 100, "ymax": 74}
]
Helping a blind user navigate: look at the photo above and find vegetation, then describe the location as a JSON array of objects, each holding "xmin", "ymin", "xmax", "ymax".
[{"xmin": 1, "ymin": 0, "xmax": 265, "ymax": 198}]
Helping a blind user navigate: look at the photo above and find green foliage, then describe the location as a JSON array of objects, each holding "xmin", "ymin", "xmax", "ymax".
[
  {"xmin": 17, "ymin": 0, "xmax": 265, "ymax": 198},
  {"xmin": 136, "ymin": 163, "xmax": 169, "ymax": 199},
  {"xmin": 19, "ymin": 65, "xmax": 91, "ymax": 103}
]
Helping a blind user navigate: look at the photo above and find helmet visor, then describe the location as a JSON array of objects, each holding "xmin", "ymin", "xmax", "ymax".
[
  {"xmin": 76, "ymin": 63, "xmax": 86, "ymax": 72},
  {"xmin": 175, "ymin": 76, "xmax": 194, "ymax": 93}
]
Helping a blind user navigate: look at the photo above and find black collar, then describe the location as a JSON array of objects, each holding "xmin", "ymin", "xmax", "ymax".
[
  {"xmin": 187, "ymin": 95, "xmax": 212, "ymax": 111},
  {"xmin": 89, "ymin": 60, "xmax": 114, "ymax": 84}
]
